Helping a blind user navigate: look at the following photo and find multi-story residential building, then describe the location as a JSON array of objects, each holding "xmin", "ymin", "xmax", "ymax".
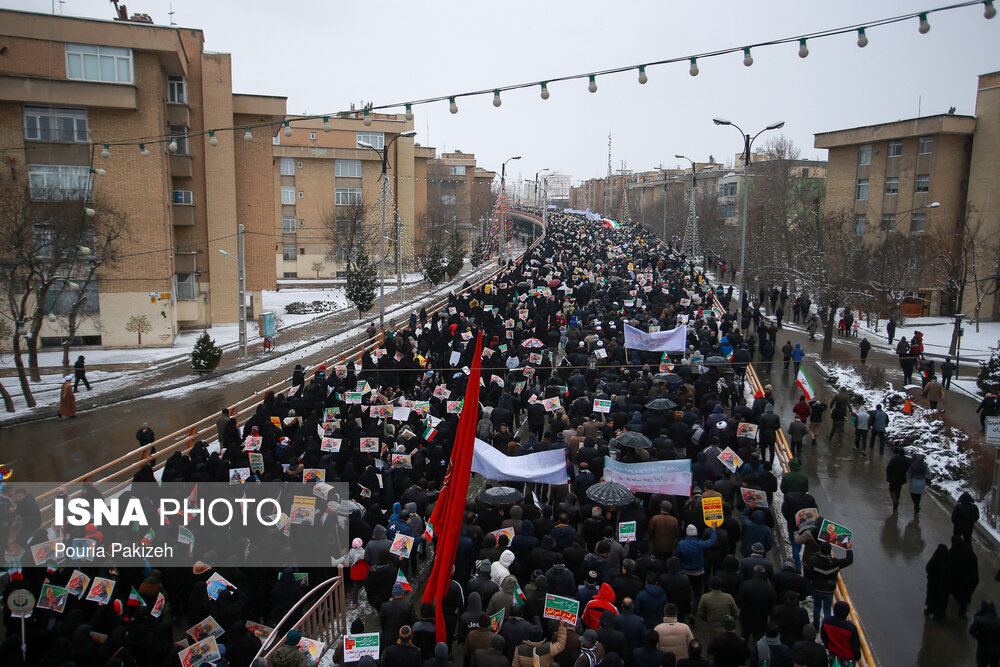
[
  {"xmin": 424, "ymin": 152, "xmax": 495, "ymax": 254},
  {"xmin": 0, "ymin": 8, "xmax": 284, "ymax": 347},
  {"xmin": 271, "ymin": 113, "xmax": 428, "ymax": 278},
  {"xmin": 815, "ymin": 113, "xmax": 976, "ymax": 316}
]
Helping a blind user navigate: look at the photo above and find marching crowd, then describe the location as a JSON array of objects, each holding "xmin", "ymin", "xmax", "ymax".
[{"xmin": 3, "ymin": 211, "xmax": 997, "ymax": 667}]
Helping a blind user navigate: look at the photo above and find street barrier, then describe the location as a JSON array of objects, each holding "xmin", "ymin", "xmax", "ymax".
[{"xmin": 252, "ymin": 570, "xmax": 347, "ymax": 664}]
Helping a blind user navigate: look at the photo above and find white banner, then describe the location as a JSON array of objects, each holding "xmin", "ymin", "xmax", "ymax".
[
  {"xmin": 623, "ymin": 323, "xmax": 687, "ymax": 352},
  {"xmin": 602, "ymin": 456, "xmax": 692, "ymax": 496},
  {"xmin": 471, "ymin": 438, "xmax": 569, "ymax": 485}
]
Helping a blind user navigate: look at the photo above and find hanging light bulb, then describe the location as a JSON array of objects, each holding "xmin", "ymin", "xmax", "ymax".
[
  {"xmin": 689, "ymin": 58, "xmax": 699, "ymax": 76},
  {"xmin": 208, "ymin": 130, "xmax": 218, "ymax": 146},
  {"xmin": 139, "ymin": 143, "xmax": 150, "ymax": 157},
  {"xmin": 404, "ymin": 105, "xmax": 413, "ymax": 121},
  {"xmin": 918, "ymin": 12, "xmax": 930, "ymax": 33},
  {"xmin": 587, "ymin": 75, "xmax": 597, "ymax": 93},
  {"xmin": 857, "ymin": 27, "xmax": 868, "ymax": 47},
  {"xmin": 798, "ymin": 38, "xmax": 809, "ymax": 58},
  {"xmin": 168, "ymin": 138, "xmax": 178, "ymax": 153},
  {"xmin": 743, "ymin": 47, "xmax": 753, "ymax": 67},
  {"xmin": 449, "ymin": 97, "xmax": 458, "ymax": 114},
  {"xmin": 985, "ymin": 0, "xmax": 997, "ymax": 19},
  {"xmin": 637, "ymin": 66, "xmax": 648, "ymax": 84},
  {"xmin": 100, "ymin": 144, "xmax": 110, "ymax": 159},
  {"xmin": 85, "ymin": 207, "xmax": 96, "ymax": 218},
  {"xmin": 243, "ymin": 127, "xmax": 253, "ymax": 142},
  {"xmin": 89, "ymin": 167, "xmax": 105, "ymax": 176},
  {"xmin": 540, "ymin": 82, "xmax": 550, "ymax": 100},
  {"xmin": 283, "ymin": 121, "xmax": 293, "ymax": 137},
  {"xmin": 47, "ymin": 313, "xmax": 57, "ymax": 323},
  {"xmin": 493, "ymin": 90, "xmax": 502, "ymax": 107},
  {"xmin": 363, "ymin": 109, "xmax": 372, "ymax": 126}
]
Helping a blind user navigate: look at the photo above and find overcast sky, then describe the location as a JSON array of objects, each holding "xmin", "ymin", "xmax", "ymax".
[{"xmin": 9, "ymin": 0, "xmax": 1000, "ymax": 186}]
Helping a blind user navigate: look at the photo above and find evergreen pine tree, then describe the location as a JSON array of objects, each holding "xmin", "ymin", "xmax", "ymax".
[
  {"xmin": 470, "ymin": 235, "xmax": 485, "ymax": 268},
  {"xmin": 346, "ymin": 251, "xmax": 377, "ymax": 314},
  {"xmin": 977, "ymin": 340, "xmax": 1000, "ymax": 394},
  {"xmin": 191, "ymin": 330, "xmax": 222, "ymax": 371},
  {"xmin": 446, "ymin": 232, "xmax": 464, "ymax": 278},
  {"xmin": 422, "ymin": 242, "xmax": 447, "ymax": 284}
]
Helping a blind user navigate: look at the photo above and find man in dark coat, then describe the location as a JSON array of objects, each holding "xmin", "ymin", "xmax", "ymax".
[
  {"xmin": 951, "ymin": 492, "xmax": 980, "ymax": 543},
  {"xmin": 885, "ymin": 448, "xmax": 910, "ymax": 512},
  {"xmin": 948, "ymin": 535, "xmax": 979, "ymax": 617},
  {"xmin": 380, "ymin": 583, "xmax": 417, "ymax": 647}
]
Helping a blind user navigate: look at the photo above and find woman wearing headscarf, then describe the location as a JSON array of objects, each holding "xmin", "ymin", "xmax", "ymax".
[
  {"xmin": 907, "ymin": 454, "xmax": 930, "ymax": 512},
  {"xmin": 924, "ymin": 543, "xmax": 950, "ymax": 620}
]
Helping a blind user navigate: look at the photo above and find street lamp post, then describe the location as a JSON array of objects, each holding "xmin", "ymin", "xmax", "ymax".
[
  {"xmin": 500, "ymin": 155, "xmax": 522, "ymax": 265},
  {"xmin": 357, "ymin": 130, "xmax": 417, "ymax": 330},
  {"xmin": 217, "ymin": 224, "xmax": 247, "ymax": 357},
  {"xmin": 534, "ymin": 168, "xmax": 550, "ymax": 208},
  {"xmin": 713, "ymin": 118, "xmax": 785, "ymax": 313}
]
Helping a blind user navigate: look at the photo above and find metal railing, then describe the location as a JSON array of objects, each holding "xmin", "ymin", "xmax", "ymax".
[
  {"xmin": 33, "ymin": 212, "xmax": 547, "ymax": 522},
  {"xmin": 709, "ymin": 290, "xmax": 877, "ymax": 667},
  {"xmin": 253, "ymin": 571, "xmax": 347, "ymax": 665}
]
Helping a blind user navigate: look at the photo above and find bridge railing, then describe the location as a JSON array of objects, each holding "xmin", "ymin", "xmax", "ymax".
[{"xmin": 252, "ymin": 571, "xmax": 347, "ymax": 665}]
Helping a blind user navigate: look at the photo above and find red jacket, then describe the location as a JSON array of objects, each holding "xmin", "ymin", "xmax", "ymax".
[
  {"xmin": 581, "ymin": 583, "xmax": 618, "ymax": 630},
  {"xmin": 821, "ymin": 616, "xmax": 861, "ymax": 660},
  {"xmin": 792, "ymin": 400, "xmax": 812, "ymax": 422}
]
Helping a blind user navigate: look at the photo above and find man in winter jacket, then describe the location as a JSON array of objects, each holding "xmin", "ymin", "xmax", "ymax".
[
  {"xmin": 512, "ymin": 622, "xmax": 568, "ymax": 667},
  {"xmin": 790, "ymin": 344, "xmax": 804, "ymax": 375},
  {"xmin": 820, "ymin": 601, "xmax": 861, "ymax": 664},
  {"xmin": 580, "ymin": 583, "xmax": 618, "ymax": 630},
  {"xmin": 870, "ymin": 404, "xmax": 890, "ymax": 454},
  {"xmin": 676, "ymin": 526, "xmax": 717, "ymax": 597},
  {"xmin": 382, "ymin": 626, "xmax": 423, "ymax": 667},
  {"xmin": 885, "ymin": 448, "xmax": 910, "ymax": 512},
  {"xmin": 804, "ymin": 543, "xmax": 854, "ymax": 627},
  {"xmin": 853, "ymin": 405, "xmax": 870, "ymax": 452},
  {"xmin": 807, "ymin": 399, "xmax": 826, "ymax": 445},
  {"xmin": 471, "ymin": 634, "xmax": 508, "ymax": 667},
  {"xmin": 951, "ymin": 492, "xmax": 980, "ymax": 543},
  {"xmin": 696, "ymin": 577, "xmax": 739, "ymax": 639},
  {"xmin": 272, "ymin": 629, "xmax": 309, "ymax": 667},
  {"xmin": 635, "ymin": 574, "xmax": 668, "ymax": 629},
  {"xmin": 791, "ymin": 625, "xmax": 827, "ymax": 667},
  {"xmin": 781, "ymin": 341, "xmax": 794, "ymax": 370},
  {"xmin": 758, "ymin": 403, "xmax": 782, "ymax": 466},
  {"xmin": 740, "ymin": 508, "xmax": 774, "ymax": 557},
  {"xmin": 646, "ymin": 500, "xmax": 679, "ymax": 558},
  {"xmin": 654, "ymin": 603, "xmax": 694, "ymax": 660}
]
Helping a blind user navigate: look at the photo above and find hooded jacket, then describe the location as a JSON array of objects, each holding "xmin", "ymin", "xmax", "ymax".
[
  {"xmin": 820, "ymin": 602, "xmax": 861, "ymax": 660},
  {"xmin": 581, "ymin": 583, "xmax": 618, "ymax": 630},
  {"xmin": 487, "ymin": 574, "xmax": 519, "ymax": 617},
  {"xmin": 491, "ymin": 550, "xmax": 516, "ymax": 587},
  {"xmin": 740, "ymin": 509, "xmax": 773, "ymax": 557}
]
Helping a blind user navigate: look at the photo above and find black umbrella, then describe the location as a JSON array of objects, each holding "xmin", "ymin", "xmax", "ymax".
[
  {"xmin": 611, "ymin": 431, "xmax": 652, "ymax": 449},
  {"xmin": 516, "ymin": 282, "xmax": 531, "ymax": 291},
  {"xmin": 646, "ymin": 398, "xmax": 678, "ymax": 411},
  {"xmin": 586, "ymin": 481, "xmax": 635, "ymax": 506},
  {"xmin": 480, "ymin": 486, "xmax": 523, "ymax": 505},
  {"xmin": 705, "ymin": 356, "xmax": 727, "ymax": 365}
]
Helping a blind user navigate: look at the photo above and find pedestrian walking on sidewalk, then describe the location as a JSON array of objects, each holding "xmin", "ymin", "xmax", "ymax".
[
  {"xmin": 829, "ymin": 402, "xmax": 847, "ymax": 447},
  {"xmin": 923, "ymin": 377, "xmax": 945, "ymax": 410},
  {"xmin": 781, "ymin": 341, "xmax": 793, "ymax": 370},
  {"xmin": 791, "ymin": 344, "xmax": 804, "ymax": 376},
  {"xmin": 853, "ymin": 405, "xmax": 870, "ymax": 452},
  {"xmin": 59, "ymin": 374, "xmax": 77, "ymax": 419},
  {"xmin": 887, "ymin": 319, "xmax": 896, "ymax": 345},
  {"xmin": 859, "ymin": 337, "xmax": 871, "ymax": 365},
  {"xmin": 73, "ymin": 355, "xmax": 91, "ymax": 391},
  {"xmin": 940, "ymin": 357, "xmax": 956, "ymax": 389},
  {"xmin": 885, "ymin": 448, "xmax": 910, "ymax": 512},
  {"xmin": 908, "ymin": 454, "xmax": 930, "ymax": 513},
  {"xmin": 807, "ymin": 399, "xmax": 827, "ymax": 446},
  {"xmin": 870, "ymin": 404, "xmax": 890, "ymax": 455},
  {"xmin": 951, "ymin": 492, "xmax": 980, "ymax": 543}
]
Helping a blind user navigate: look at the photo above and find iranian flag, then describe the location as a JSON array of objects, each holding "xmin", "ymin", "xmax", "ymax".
[
  {"xmin": 513, "ymin": 580, "xmax": 527, "ymax": 604},
  {"xmin": 422, "ymin": 522, "xmax": 434, "ymax": 542},
  {"xmin": 395, "ymin": 569, "xmax": 412, "ymax": 592},
  {"xmin": 796, "ymin": 367, "xmax": 818, "ymax": 401},
  {"xmin": 422, "ymin": 424, "xmax": 438, "ymax": 441},
  {"xmin": 127, "ymin": 587, "xmax": 146, "ymax": 607}
]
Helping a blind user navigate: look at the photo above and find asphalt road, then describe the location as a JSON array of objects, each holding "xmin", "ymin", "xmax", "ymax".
[{"xmin": 756, "ymin": 345, "xmax": 999, "ymax": 666}]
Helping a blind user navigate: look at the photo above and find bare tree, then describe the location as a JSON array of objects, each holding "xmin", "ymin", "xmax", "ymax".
[
  {"xmin": 865, "ymin": 232, "xmax": 929, "ymax": 324},
  {"xmin": 927, "ymin": 210, "xmax": 979, "ymax": 320},
  {"xmin": 320, "ymin": 198, "xmax": 372, "ymax": 271}
]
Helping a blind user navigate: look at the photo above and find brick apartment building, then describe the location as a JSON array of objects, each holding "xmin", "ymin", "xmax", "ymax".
[
  {"xmin": 814, "ymin": 73, "xmax": 1000, "ymax": 319},
  {"xmin": 0, "ymin": 8, "xmax": 284, "ymax": 347},
  {"xmin": 424, "ymin": 151, "xmax": 495, "ymax": 255}
]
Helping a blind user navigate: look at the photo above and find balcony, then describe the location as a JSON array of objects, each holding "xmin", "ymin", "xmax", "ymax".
[
  {"xmin": 166, "ymin": 104, "xmax": 191, "ymax": 127},
  {"xmin": 0, "ymin": 74, "xmax": 136, "ymax": 109},
  {"xmin": 169, "ymin": 154, "xmax": 193, "ymax": 178},
  {"xmin": 171, "ymin": 203, "xmax": 194, "ymax": 226}
]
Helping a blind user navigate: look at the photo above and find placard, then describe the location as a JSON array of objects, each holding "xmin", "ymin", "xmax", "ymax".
[
  {"xmin": 229, "ymin": 468, "xmax": 250, "ymax": 484},
  {"xmin": 818, "ymin": 519, "xmax": 853, "ymax": 549},
  {"xmin": 740, "ymin": 488, "xmax": 768, "ymax": 509},
  {"xmin": 249, "ymin": 452, "xmax": 265, "ymax": 473},
  {"xmin": 320, "ymin": 438, "xmax": 341, "ymax": 453},
  {"xmin": 66, "ymin": 570, "xmax": 91, "ymax": 598},
  {"xmin": 390, "ymin": 533, "xmax": 414, "ymax": 559},
  {"xmin": 205, "ymin": 573, "xmax": 234, "ymax": 601},
  {"xmin": 736, "ymin": 423, "xmax": 758, "ymax": 441},
  {"xmin": 542, "ymin": 593, "xmax": 580, "ymax": 626},
  {"xmin": 323, "ymin": 407, "xmax": 338, "ymax": 423},
  {"xmin": 618, "ymin": 521, "xmax": 637, "ymax": 542},
  {"xmin": 391, "ymin": 453, "xmax": 412, "ymax": 469},
  {"xmin": 297, "ymin": 637, "xmax": 325, "ymax": 664},
  {"xmin": 243, "ymin": 436, "xmax": 262, "ymax": 452},
  {"xmin": 447, "ymin": 400, "xmax": 463, "ymax": 414},
  {"xmin": 37, "ymin": 584, "xmax": 70, "ymax": 613},
  {"xmin": 542, "ymin": 397, "xmax": 562, "ymax": 412},
  {"xmin": 246, "ymin": 622, "xmax": 274, "ymax": 642},
  {"xmin": 177, "ymin": 636, "xmax": 221, "ymax": 667},
  {"xmin": 289, "ymin": 496, "xmax": 317, "ymax": 525},
  {"xmin": 344, "ymin": 632, "xmax": 380, "ymax": 662},
  {"xmin": 187, "ymin": 615, "xmax": 225, "ymax": 642},
  {"xmin": 717, "ymin": 447, "xmax": 742, "ymax": 473},
  {"xmin": 303, "ymin": 468, "xmax": 325, "ymax": 483},
  {"xmin": 593, "ymin": 399, "xmax": 611, "ymax": 413},
  {"xmin": 360, "ymin": 437, "xmax": 379, "ymax": 453},
  {"xmin": 433, "ymin": 386, "xmax": 451, "ymax": 400},
  {"xmin": 795, "ymin": 507, "xmax": 819, "ymax": 528},
  {"xmin": 85, "ymin": 577, "xmax": 115, "ymax": 605},
  {"xmin": 702, "ymin": 496, "xmax": 724, "ymax": 527},
  {"xmin": 490, "ymin": 608, "xmax": 505, "ymax": 632},
  {"xmin": 345, "ymin": 392, "xmax": 363, "ymax": 404}
]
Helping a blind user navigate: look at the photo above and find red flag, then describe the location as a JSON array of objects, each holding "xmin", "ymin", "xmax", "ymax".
[{"xmin": 421, "ymin": 332, "xmax": 483, "ymax": 643}]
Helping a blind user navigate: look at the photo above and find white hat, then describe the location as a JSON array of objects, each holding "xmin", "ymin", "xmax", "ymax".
[{"xmin": 63, "ymin": 375, "xmax": 73, "ymax": 382}]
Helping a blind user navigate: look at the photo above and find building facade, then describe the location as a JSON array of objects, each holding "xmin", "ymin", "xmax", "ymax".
[
  {"xmin": 424, "ymin": 151, "xmax": 495, "ymax": 254},
  {"xmin": 0, "ymin": 8, "xmax": 284, "ymax": 347}
]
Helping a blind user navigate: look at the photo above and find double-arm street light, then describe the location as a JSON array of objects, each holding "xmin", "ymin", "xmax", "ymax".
[
  {"xmin": 534, "ymin": 168, "xmax": 551, "ymax": 208},
  {"xmin": 713, "ymin": 118, "xmax": 785, "ymax": 313},
  {"xmin": 358, "ymin": 130, "xmax": 417, "ymax": 330},
  {"xmin": 499, "ymin": 155, "xmax": 522, "ymax": 264}
]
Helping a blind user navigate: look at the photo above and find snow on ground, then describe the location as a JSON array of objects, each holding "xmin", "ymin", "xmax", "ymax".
[
  {"xmin": 819, "ymin": 362, "xmax": 1000, "ymax": 543},
  {"xmin": 262, "ymin": 287, "xmax": 352, "ymax": 328},
  {"xmin": 857, "ymin": 315, "xmax": 1000, "ymax": 362}
]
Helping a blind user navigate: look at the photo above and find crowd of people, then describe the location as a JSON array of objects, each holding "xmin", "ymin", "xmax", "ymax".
[{"xmin": 2, "ymin": 211, "xmax": 995, "ymax": 667}]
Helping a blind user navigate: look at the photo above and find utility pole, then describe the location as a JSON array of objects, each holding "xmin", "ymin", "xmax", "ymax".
[{"xmin": 237, "ymin": 223, "xmax": 247, "ymax": 357}]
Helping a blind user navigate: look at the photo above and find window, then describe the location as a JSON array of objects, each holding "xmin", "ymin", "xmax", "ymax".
[
  {"xmin": 854, "ymin": 215, "xmax": 867, "ymax": 236},
  {"xmin": 282, "ymin": 216, "xmax": 296, "ymax": 233},
  {"xmin": 169, "ymin": 126, "xmax": 188, "ymax": 154},
  {"xmin": 24, "ymin": 107, "xmax": 89, "ymax": 142},
  {"xmin": 172, "ymin": 189, "xmax": 193, "ymax": 205},
  {"xmin": 884, "ymin": 177, "xmax": 899, "ymax": 195},
  {"xmin": 441, "ymin": 194, "xmax": 457, "ymax": 205},
  {"xmin": 918, "ymin": 136, "xmax": 933, "ymax": 154},
  {"xmin": 46, "ymin": 281, "xmax": 99, "ymax": 315},
  {"xmin": 335, "ymin": 187, "xmax": 363, "ymax": 206},
  {"xmin": 282, "ymin": 244, "xmax": 296, "ymax": 261},
  {"xmin": 272, "ymin": 135, "xmax": 281, "ymax": 146},
  {"xmin": 800, "ymin": 168, "xmax": 810, "ymax": 178},
  {"xmin": 175, "ymin": 273, "xmax": 196, "ymax": 300},
  {"xmin": 719, "ymin": 182, "xmax": 738, "ymax": 197},
  {"xmin": 297, "ymin": 161, "xmax": 303, "ymax": 169},
  {"xmin": 309, "ymin": 133, "xmax": 316, "ymax": 140},
  {"xmin": 283, "ymin": 271, "xmax": 298, "ymax": 278},
  {"xmin": 888, "ymin": 140, "xmax": 903, "ymax": 158},
  {"xmin": 281, "ymin": 186, "xmax": 295, "ymax": 205},
  {"xmin": 721, "ymin": 204, "xmax": 736, "ymax": 218},
  {"xmin": 280, "ymin": 158, "xmax": 295, "ymax": 176},
  {"xmin": 356, "ymin": 131, "xmax": 384, "ymax": 150},
  {"xmin": 911, "ymin": 213, "xmax": 927, "ymax": 233},
  {"xmin": 33, "ymin": 224, "xmax": 56, "ymax": 259},
  {"xmin": 167, "ymin": 76, "xmax": 186, "ymax": 104},
  {"xmin": 450, "ymin": 165, "xmax": 467, "ymax": 176},
  {"xmin": 858, "ymin": 144, "xmax": 872, "ymax": 166},
  {"xmin": 335, "ymin": 159, "xmax": 362, "ymax": 178},
  {"xmin": 915, "ymin": 174, "xmax": 930, "ymax": 193},
  {"xmin": 882, "ymin": 214, "xmax": 896, "ymax": 231},
  {"xmin": 28, "ymin": 164, "xmax": 91, "ymax": 200},
  {"xmin": 298, "ymin": 191, "xmax": 304, "ymax": 199},
  {"xmin": 855, "ymin": 179, "xmax": 869, "ymax": 201},
  {"xmin": 65, "ymin": 44, "xmax": 133, "ymax": 83},
  {"xmin": 299, "ymin": 247, "xmax": 305, "ymax": 255}
]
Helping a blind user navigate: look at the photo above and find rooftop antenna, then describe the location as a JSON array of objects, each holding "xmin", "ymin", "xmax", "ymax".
[{"xmin": 168, "ymin": 3, "xmax": 176, "ymax": 25}]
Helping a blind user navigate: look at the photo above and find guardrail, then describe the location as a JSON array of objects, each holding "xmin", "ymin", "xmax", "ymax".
[
  {"xmin": 253, "ymin": 571, "xmax": 347, "ymax": 665},
  {"xmin": 34, "ymin": 212, "xmax": 546, "ymax": 520},
  {"xmin": 708, "ymin": 290, "xmax": 877, "ymax": 667}
]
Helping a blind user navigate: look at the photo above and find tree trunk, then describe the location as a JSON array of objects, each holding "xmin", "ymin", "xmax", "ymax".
[
  {"xmin": 821, "ymin": 300, "xmax": 839, "ymax": 359},
  {"xmin": 0, "ymin": 380, "xmax": 14, "ymax": 412},
  {"xmin": 26, "ymin": 328, "xmax": 41, "ymax": 382},
  {"xmin": 11, "ymin": 335, "xmax": 35, "ymax": 408}
]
